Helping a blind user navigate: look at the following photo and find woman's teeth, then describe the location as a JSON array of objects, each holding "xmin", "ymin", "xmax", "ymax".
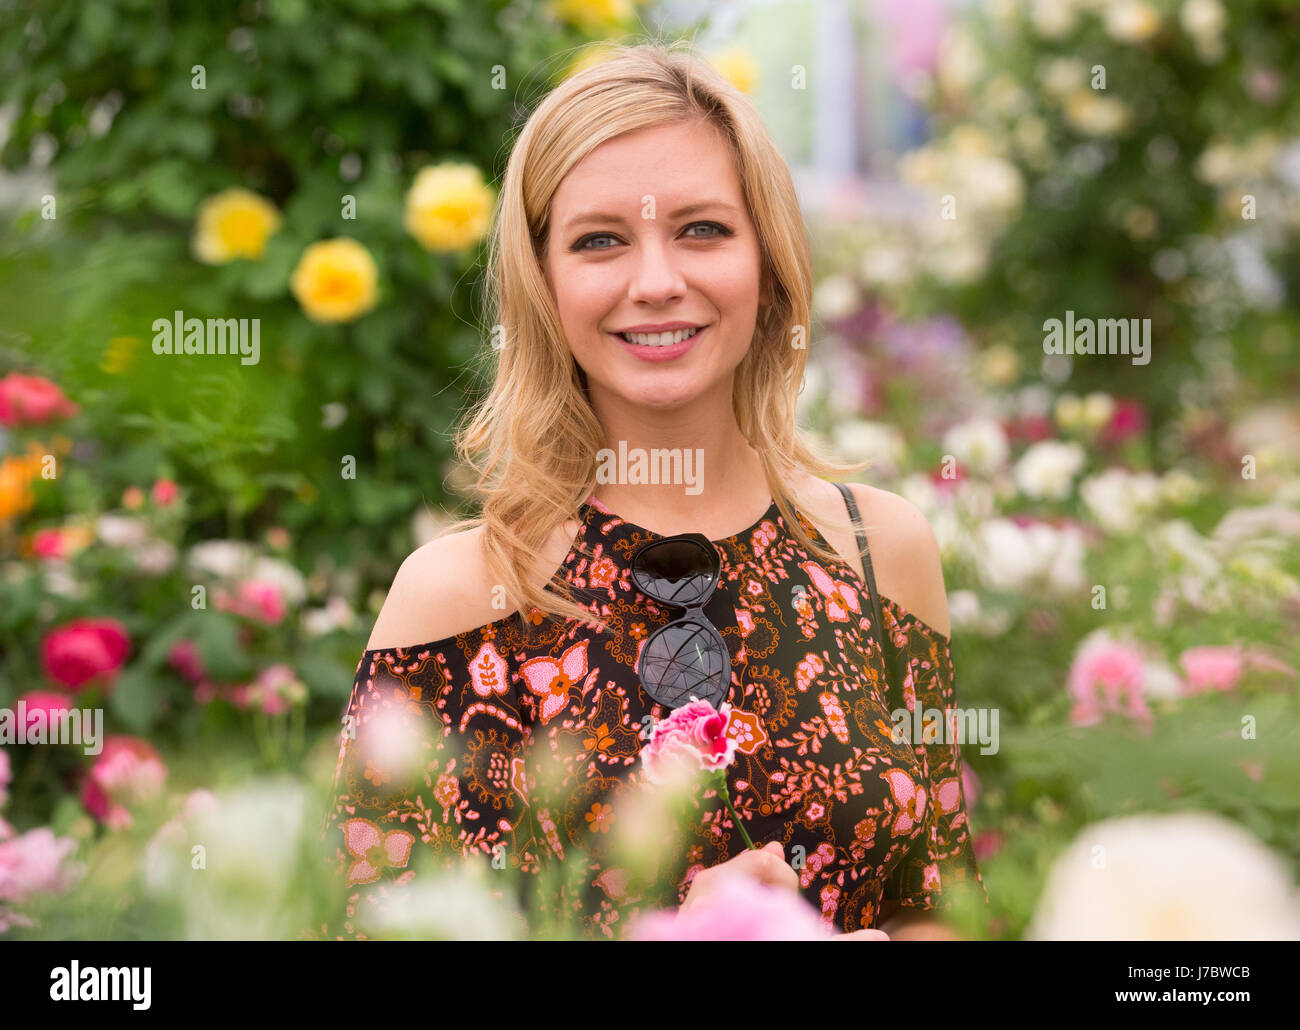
[{"xmin": 619, "ymin": 327, "xmax": 701, "ymax": 347}]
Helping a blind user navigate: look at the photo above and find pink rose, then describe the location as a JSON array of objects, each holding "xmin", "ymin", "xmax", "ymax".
[
  {"xmin": 150, "ymin": 478, "xmax": 179, "ymax": 506},
  {"xmin": 641, "ymin": 699, "xmax": 738, "ymax": 784},
  {"xmin": 1102, "ymin": 397, "xmax": 1147, "ymax": 446},
  {"xmin": 1179, "ymin": 645, "xmax": 1245, "ymax": 694},
  {"xmin": 250, "ymin": 663, "xmax": 305, "ymax": 715},
  {"xmin": 80, "ymin": 736, "xmax": 166, "ymax": 830},
  {"xmin": 15, "ymin": 690, "xmax": 74, "ymax": 736},
  {"xmin": 40, "ymin": 618, "xmax": 130, "ymax": 692},
  {"xmin": 167, "ymin": 640, "xmax": 206, "ymax": 684},
  {"xmin": 31, "ymin": 528, "xmax": 66, "ymax": 560},
  {"xmin": 627, "ymin": 873, "xmax": 834, "ymax": 940},
  {"xmin": 0, "ymin": 373, "xmax": 79, "ymax": 427},
  {"xmin": 973, "ymin": 829, "xmax": 1003, "ymax": 862},
  {"xmin": 0, "ymin": 826, "xmax": 82, "ymax": 915},
  {"xmin": 215, "ymin": 580, "xmax": 286, "ymax": 626},
  {"xmin": 1067, "ymin": 636, "xmax": 1150, "ymax": 727}
]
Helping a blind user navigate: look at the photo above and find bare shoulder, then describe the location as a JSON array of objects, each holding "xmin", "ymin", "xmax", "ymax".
[
  {"xmin": 365, "ymin": 527, "xmax": 497, "ymax": 650},
  {"xmin": 787, "ymin": 471, "xmax": 950, "ymax": 639},
  {"xmin": 846, "ymin": 481, "xmax": 950, "ymax": 639},
  {"xmin": 364, "ymin": 514, "xmax": 585, "ymax": 651}
]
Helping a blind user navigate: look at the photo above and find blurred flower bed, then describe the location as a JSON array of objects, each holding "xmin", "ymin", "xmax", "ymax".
[{"xmin": 2, "ymin": 0, "xmax": 1298, "ymax": 939}]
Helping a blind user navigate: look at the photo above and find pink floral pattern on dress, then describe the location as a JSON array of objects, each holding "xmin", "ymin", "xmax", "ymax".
[{"xmin": 315, "ymin": 491, "xmax": 988, "ymax": 939}]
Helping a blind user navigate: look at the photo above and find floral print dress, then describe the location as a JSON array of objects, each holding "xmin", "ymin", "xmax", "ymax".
[{"xmin": 316, "ymin": 490, "xmax": 988, "ymax": 939}]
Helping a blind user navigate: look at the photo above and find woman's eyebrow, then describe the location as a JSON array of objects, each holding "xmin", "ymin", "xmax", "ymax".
[{"xmin": 561, "ymin": 201, "xmax": 740, "ymax": 233}]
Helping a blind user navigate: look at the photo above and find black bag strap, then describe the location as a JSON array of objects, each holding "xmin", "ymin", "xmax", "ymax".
[{"xmin": 834, "ymin": 481, "xmax": 894, "ymax": 682}]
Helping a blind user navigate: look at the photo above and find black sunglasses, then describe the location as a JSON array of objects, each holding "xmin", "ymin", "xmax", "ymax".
[{"xmin": 630, "ymin": 532, "xmax": 733, "ymax": 711}]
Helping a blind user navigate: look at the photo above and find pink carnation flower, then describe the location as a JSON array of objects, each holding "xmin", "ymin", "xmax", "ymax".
[
  {"xmin": 641, "ymin": 698, "xmax": 737, "ymax": 784},
  {"xmin": 627, "ymin": 873, "xmax": 834, "ymax": 940}
]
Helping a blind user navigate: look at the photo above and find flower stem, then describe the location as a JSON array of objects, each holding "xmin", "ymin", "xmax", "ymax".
[{"xmin": 718, "ymin": 780, "xmax": 756, "ymax": 850}]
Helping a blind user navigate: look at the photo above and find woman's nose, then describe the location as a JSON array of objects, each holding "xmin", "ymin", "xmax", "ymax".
[{"xmin": 625, "ymin": 236, "xmax": 686, "ymax": 305}]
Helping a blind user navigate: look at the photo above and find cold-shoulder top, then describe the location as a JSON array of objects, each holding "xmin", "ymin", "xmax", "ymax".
[{"xmin": 315, "ymin": 487, "xmax": 988, "ymax": 939}]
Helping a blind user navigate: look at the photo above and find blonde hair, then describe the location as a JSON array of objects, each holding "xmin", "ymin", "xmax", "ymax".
[{"xmin": 445, "ymin": 39, "xmax": 867, "ymax": 636}]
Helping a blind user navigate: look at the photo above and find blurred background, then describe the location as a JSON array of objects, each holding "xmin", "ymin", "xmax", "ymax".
[{"xmin": 0, "ymin": 0, "xmax": 1297, "ymax": 940}]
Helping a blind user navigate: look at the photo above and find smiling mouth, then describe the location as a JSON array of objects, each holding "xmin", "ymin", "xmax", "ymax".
[{"xmin": 614, "ymin": 326, "xmax": 705, "ymax": 347}]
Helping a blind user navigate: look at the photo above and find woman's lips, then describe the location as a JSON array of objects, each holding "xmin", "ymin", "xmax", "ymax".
[{"xmin": 609, "ymin": 325, "xmax": 707, "ymax": 362}]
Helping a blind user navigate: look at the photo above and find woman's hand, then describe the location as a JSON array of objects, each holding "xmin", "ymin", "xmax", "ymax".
[
  {"xmin": 833, "ymin": 927, "xmax": 890, "ymax": 940},
  {"xmin": 680, "ymin": 840, "xmax": 799, "ymax": 913}
]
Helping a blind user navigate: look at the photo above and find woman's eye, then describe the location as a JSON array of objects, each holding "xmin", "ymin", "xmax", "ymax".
[
  {"xmin": 576, "ymin": 233, "xmax": 619, "ymax": 251},
  {"xmin": 574, "ymin": 222, "xmax": 732, "ymax": 251},
  {"xmin": 684, "ymin": 221, "xmax": 730, "ymax": 239}
]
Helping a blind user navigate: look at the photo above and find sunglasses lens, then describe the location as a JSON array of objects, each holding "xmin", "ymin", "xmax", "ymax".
[
  {"xmin": 639, "ymin": 619, "xmax": 729, "ymax": 709},
  {"xmin": 632, "ymin": 537, "xmax": 718, "ymax": 607}
]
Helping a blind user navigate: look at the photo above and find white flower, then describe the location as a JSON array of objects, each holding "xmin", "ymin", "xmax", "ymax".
[
  {"xmin": 356, "ymin": 862, "xmax": 525, "ymax": 941},
  {"xmin": 859, "ymin": 240, "xmax": 915, "ymax": 287},
  {"xmin": 1179, "ymin": 0, "xmax": 1226, "ymax": 40},
  {"xmin": 320, "ymin": 402, "xmax": 347, "ymax": 429},
  {"xmin": 1154, "ymin": 519, "xmax": 1221, "ymax": 579},
  {"xmin": 948, "ymin": 588, "xmax": 1013, "ymax": 637},
  {"xmin": 1105, "ymin": 1, "xmax": 1161, "ymax": 43},
  {"xmin": 831, "ymin": 420, "xmax": 905, "ymax": 476},
  {"xmin": 977, "ymin": 518, "xmax": 1087, "ymax": 596},
  {"xmin": 1039, "ymin": 57, "xmax": 1088, "ymax": 98},
  {"xmin": 1013, "ymin": 440, "xmax": 1086, "ymax": 501},
  {"xmin": 134, "ymin": 540, "xmax": 178, "ymax": 577},
  {"xmin": 186, "ymin": 539, "xmax": 258, "ymax": 580},
  {"xmin": 1141, "ymin": 659, "xmax": 1184, "ymax": 701},
  {"xmin": 925, "ymin": 236, "xmax": 989, "ymax": 284},
  {"xmin": 1079, "ymin": 468, "xmax": 1162, "ymax": 533},
  {"xmin": 1029, "ymin": 0, "xmax": 1077, "ymax": 39},
  {"xmin": 942, "ymin": 418, "xmax": 1010, "ymax": 477},
  {"xmin": 95, "ymin": 514, "xmax": 151, "ymax": 549},
  {"xmin": 812, "ymin": 275, "xmax": 861, "ymax": 321},
  {"xmin": 1159, "ymin": 468, "xmax": 1203, "ymax": 506},
  {"xmin": 1026, "ymin": 812, "xmax": 1300, "ymax": 939},
  {"xmin": 896, "ymin": 472, "xmax": 940, "ymax": 518},
  {"xmin": 302, "ymin": 596, "xmax": 357, "ymax": 637},
  {"xmin": 41, "ymin": 560, "xmax": 87, "ymax": 600},
  {"xmin": 170, "ymin": 776, "xmax": 314, "ymax": 940}
]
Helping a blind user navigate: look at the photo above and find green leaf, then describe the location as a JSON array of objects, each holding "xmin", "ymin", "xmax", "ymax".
[{"xmin": 109, "ymin": 666, "xmax": 165, "ymax": 733}]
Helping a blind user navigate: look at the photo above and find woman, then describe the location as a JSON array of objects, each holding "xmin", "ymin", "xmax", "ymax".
[{"xmin": 319, "ymin": 41, "xmax": 987, "ymax": 940}]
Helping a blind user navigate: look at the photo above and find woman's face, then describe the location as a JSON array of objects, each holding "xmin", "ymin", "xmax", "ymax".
[{"xmin": 541, "ymin": 118, "xmax": 770, "ymax": 414}]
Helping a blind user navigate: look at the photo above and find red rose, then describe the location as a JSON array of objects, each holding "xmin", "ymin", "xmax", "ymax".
[
  {"xmin": 0, "ymin": 373, "xmax": 79, "ymax": 426},
  {"xmin": 40, "ymin": 617, "xmax": 131, "ymax": 691}
]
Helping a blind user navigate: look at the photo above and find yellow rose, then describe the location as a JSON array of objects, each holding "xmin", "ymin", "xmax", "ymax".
[
  {"xmin": 547, "ymin": 0, "xmax": 636, "ymax": 35},
  {"xmin": 290, "ymin": 238, "xmax": 379, "ymax": 325},
  {"xmin": 707, "ymin": 46, "xmax": 759, "ymax": 95},
  {"xmin": 101, "ymin": 336, "xmax": 141, "ymax": 375},
  {"xmin": 192, "ymin": 188, "xmax": 282, "ymax": 264},
  {"xmin": 403, "ymin": 163, "xmax": 496, "ymax": 253}
]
